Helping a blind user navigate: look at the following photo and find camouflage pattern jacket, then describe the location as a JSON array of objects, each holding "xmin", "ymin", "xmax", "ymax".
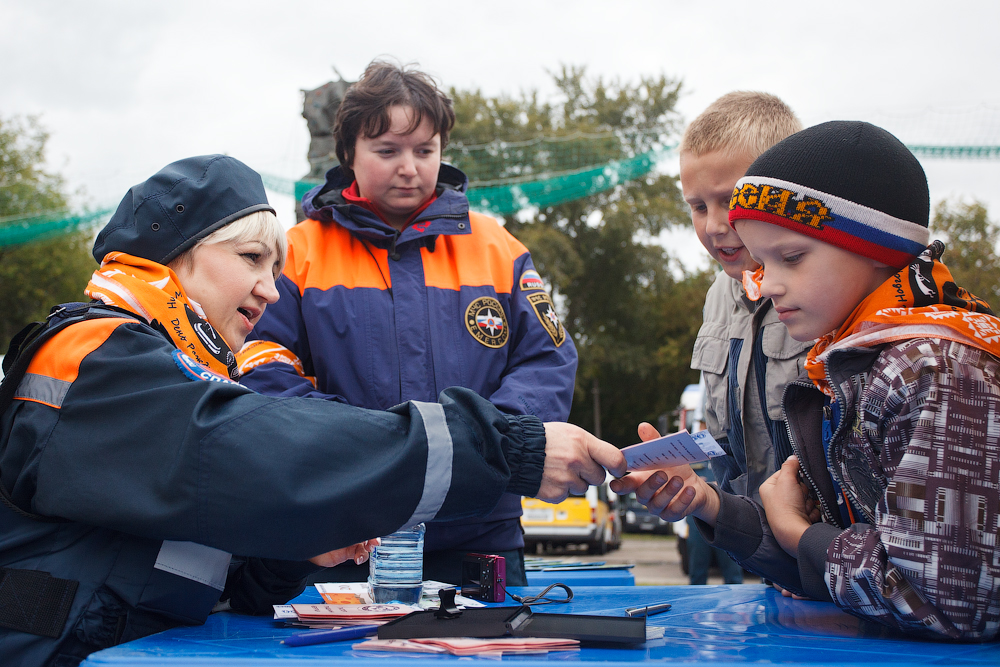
[{"xmin": 705, "ymin": 336, "xmax": 1000, "ymax": 640}]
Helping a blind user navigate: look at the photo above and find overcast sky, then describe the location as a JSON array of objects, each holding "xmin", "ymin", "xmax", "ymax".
[{"xmin": 3, "ymin": 0, "xmax": 998, "ymax": 270}]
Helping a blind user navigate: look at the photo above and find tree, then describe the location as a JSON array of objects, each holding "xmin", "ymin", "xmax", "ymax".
[
  {"xmin": 447, "ymin": 67, "xmax": 713, "ymax": 446},
  {"xmin": 930, "ymin": 198, "xmax": 1000, "ymax": 306},
  {"xmin": 0, "ymin": 115, "xmax": 97, "ymax": 345}
]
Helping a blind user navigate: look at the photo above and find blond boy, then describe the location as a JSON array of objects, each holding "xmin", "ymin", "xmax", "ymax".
[{"xmin": 679, "ymin": 92, "xmax": 809, "ymax": 501}]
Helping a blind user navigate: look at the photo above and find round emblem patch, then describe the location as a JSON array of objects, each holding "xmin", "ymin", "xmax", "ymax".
[
  {"xmin": 465, "ymin": 297, "xmax": 509, "ymax": 348},
  {"xmin": 172, "ymin": 350, "xmax": 243, "ymax": 386}
]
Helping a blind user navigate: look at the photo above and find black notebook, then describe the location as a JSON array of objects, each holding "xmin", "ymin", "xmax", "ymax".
[{"xmin": 377, "ymin": 605, "xmax": 646, "ymax": 645}]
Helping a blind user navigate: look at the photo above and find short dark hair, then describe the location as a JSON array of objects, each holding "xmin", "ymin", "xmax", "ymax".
[{"xmin": 334, "ymin": 60, "xmax": 456, "ymax": 179}]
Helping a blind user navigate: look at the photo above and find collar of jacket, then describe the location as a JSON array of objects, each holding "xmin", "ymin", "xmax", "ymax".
[
  {"xmin": 782, "ymin": 345, "xmax": 882, "ymax": 528},
  {"xmin": 300, "ymin": 163, "xmax": 473, "ymax": 248}
]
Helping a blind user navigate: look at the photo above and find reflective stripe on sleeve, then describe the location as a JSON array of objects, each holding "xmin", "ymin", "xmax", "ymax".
[
  {"xmin": 14, "ymin": 373, "xmax": 72, "ymax": 408},
  {"xmin": 404, "ymin": 401, "xmax": 455, "ymax": 526},
  {"xmin": 153, "ymin": 541, "xmax": 232, "ymax": 591}
]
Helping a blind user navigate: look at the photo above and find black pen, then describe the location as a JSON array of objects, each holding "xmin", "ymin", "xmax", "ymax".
[{"xmin": 625, "ymin": 602, "xmax": 671, "ymax": 617}]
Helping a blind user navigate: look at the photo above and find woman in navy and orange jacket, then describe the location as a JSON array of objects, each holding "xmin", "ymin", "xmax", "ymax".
[
  {"xmin": 240, "ymin": 61, "xmax": 577, "ymax": 584},
  {"xmin": 0, "ymin": 154, "xmax": 622, "ymax": 666}
]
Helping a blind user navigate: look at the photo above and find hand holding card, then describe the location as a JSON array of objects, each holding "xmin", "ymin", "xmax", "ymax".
[{"xmin": 621, "ymin": 429, "xmax": 724, "ymax": 472}]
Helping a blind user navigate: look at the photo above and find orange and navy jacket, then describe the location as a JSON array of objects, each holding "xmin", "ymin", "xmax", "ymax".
[
  {"xmin": 0, "ymin": 302, "xmax": 548, "ymax": 664},
  {"xmin": 240, "ymin": 164, "xmax": 577, "ymax": 553}
]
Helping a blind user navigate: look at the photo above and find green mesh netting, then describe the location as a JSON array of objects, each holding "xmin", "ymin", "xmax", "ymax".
[
  {"xmin": 447, "ymin": 130, "xmax": 663, "ymax": 184},
  {"xmin": 259, "ymin": 141, "xmax": 1000, "ymax": 217},
  {"xmin": 3, "ymin": 142, "xmax": 999, "ymax": 248},
  {"xmin": 0, "ymin": 208, "xmax": 114, "ymax": 248},
  {"xmin": 262, "ymin": 130, "xmax": 673, "ymax": 214},
  {"xmin": 465, "ymin": 147, "xmax": 668, "ymax": 214},
  {"xmin": 908, "ymin": 145, "xmax": 1000, "ymax": 159}
]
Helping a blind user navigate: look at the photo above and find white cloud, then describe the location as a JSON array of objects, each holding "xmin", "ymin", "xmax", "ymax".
[{"xmin": 2, "ymin": 0, "xmax": 998, "ymax": 222}]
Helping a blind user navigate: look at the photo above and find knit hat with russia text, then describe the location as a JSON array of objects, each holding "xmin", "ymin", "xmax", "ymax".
[{"xmin": 728, "ymin": 120, "xmax": 930, "ymax": 269}]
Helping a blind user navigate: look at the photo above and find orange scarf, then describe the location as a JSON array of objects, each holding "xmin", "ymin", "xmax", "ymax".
[
  {"xmin": 802, "ymin": 241, "xmax": 1000, "ymax": 396},
  {"xmin": 85, "ymin": 252, "xmax": 240, "ymax": 380}
]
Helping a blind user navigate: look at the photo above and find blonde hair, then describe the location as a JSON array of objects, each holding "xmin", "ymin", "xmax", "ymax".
[
  {"xmin": 680, "ymin": 91, "xmax": 802, "ymax": 160},
  {"xmin": 173, "ymin": 210, "xmax": 287, "ymax": 271}
]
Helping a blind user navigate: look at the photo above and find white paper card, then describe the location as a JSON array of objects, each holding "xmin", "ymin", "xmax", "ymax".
[
  {"xmin": 273, "ymin": 605, "xmax": 297, "ymax": 619},
  {"xmin": 314, "ymin": 582, "xmax": 373, "ymax": 603},
  {"xmin": 622, "ymin": 429, "xmax": 724, "ymax": 471}
]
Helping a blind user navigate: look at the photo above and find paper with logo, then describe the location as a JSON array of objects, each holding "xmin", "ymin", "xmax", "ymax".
[
  {"xmin": 273, "ymin": 605, "xmax": 297, "ymax": 620},
  {"xmin": 622, "ymin": 429, "xmax": 724, "ymax": 471},
  {"xmin": 353, "ymin": 636, "xmax": 580, "ymax": 656},
  {"xmin": 314, "ymin": 582, "xmax": 372, "ymax": 604}
]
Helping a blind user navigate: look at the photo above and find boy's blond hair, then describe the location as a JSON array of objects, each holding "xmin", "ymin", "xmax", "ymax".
[{"xmin": 680, "ymin": 91, "xmax": 802, "ymax": 159}]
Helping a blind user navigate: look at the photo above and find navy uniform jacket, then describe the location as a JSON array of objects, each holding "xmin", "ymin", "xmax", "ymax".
[
  {"xmin": 241, "ymin": 164, "xmax": 576, "ymax": 553},
  {"xmin": 0, "ymin": 310, "xmax": 546, "ymax": 666}
]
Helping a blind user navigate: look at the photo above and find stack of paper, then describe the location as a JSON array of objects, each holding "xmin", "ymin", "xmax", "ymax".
[
  {"xmin": 523, "ymin": 557, "xmax": 635, "ymax": 572},
  {"xmin": 353, "ymin": 636, "xmax": 580, "ymax": 656},
  {"xmin": 312, "ymin": 581, "xmax": 484, "ymax": 609},
  {"xmin": 276, "ymin": 603, "xmax": 421, "ymax": 629},
  {"xmin": 273, "ymin": 581, "xmax": 486, "ymax": 628}
]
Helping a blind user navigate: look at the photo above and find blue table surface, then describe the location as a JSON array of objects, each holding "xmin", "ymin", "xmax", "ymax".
[{"xmin": 82, "ymin": 585, "xmax": 1000, "ymax": 666}]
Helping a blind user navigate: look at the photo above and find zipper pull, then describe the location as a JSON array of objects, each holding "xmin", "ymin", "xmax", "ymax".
[{"xmin": 389, "ymin": 232, "xmax": 401, "ymax": 261}]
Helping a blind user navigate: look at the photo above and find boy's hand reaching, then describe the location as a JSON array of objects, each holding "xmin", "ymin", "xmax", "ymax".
[
  {"xmin": 759, "ymin": 456, "xmax": 819, "ymax": 558},
  {"xmin": 608, "ymin": 422, "xmax": 721, "ymax": 525},
  {"xmin": 309, "ymin": 539, "xmax": 379, "ymax": 567}
]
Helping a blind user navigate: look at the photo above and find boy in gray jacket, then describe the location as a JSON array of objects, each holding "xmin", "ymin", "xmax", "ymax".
[{"xmin": 678, "ymin": 92, "xmax": 810, "ymax": 502}]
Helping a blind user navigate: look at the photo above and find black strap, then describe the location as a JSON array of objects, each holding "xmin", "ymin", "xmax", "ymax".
[
  {"xmin": 0, "ymin": 567, "xmax": 79, "ymax": 638},
  {"xmin": 0, "ymin": 302, "xmax": 143, "ymax": 521}
]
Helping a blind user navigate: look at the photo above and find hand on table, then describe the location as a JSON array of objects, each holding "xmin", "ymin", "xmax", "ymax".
[
  {"xmin": 772, "ymin": 582, "xmax": 812, "ymax": 600},
  {"xmin": 759, "ymin": 456, "xmax": 819, "ymax": 558},
  {"xmin": 608, "ymin": 422, "xmax": 720, "ymax": 525},
  {"xmin": 537, "ymin": 422, "xmax": 627, "ymax": 503},
  {"xmin": 308, "ymin": 539, "xmax": 379, "ymax": 567}
]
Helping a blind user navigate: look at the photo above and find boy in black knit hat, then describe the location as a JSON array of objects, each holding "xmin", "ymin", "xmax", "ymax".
[{"xmin": 615, "ymin": 121, "xmax": 1000, "ymax": 640}]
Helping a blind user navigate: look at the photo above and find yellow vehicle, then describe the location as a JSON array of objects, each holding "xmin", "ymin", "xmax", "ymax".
[{"xmin": 521, "ymin": 474, "xmax": 622, "ymax": 554}]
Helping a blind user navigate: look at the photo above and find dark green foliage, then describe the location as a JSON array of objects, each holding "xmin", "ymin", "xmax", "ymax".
[
  {"xmin": 448, "ymin": 67, "xmax": 712, "ymax": 446},
  {"xmin": 931, "ymin": 199, "xmax": 1000, "ymax": 307},
  {"xmin": 0, "ymin": 116, "xmax": 68, "ymax": 218},
  {"xmin": 0, "ymin": 116, "xmax": 97, "ymax": 345}
]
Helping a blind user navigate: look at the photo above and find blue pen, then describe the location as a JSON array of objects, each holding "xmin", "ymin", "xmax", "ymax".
[{"xmin": 283, "ymin": 624, "xmax": 381, "ymax": 647}]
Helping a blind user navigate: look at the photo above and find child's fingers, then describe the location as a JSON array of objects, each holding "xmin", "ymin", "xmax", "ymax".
[
  {"xmin": 610, "ymin": 470, "xmax": 656, "ymax": 494},
  {"xmin": 637, "ymin": 422, "xmax": 662, "ymax": 442},
  {"xmin": 646, "ymin": 478, "xmax": 697, "ymax": 522}
]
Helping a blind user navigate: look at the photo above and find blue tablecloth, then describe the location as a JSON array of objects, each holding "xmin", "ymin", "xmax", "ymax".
[
  {"xmin": 82, "ymin": 585, "xmax": 1000, "ymax": 665},
  {"xmin": 526, "ymin": 567, "xmax": 634, "ymax": 586}
]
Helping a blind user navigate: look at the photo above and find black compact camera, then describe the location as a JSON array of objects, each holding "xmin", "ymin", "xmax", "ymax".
[{"xmin": 460, "ymin": 553, "xmax": 506, "ymax": 603}]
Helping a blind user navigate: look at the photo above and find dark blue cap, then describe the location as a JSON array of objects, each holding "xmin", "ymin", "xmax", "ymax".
[{"xmin": 93, "ymin": 155, "xmax": 276, "ymax": 264}]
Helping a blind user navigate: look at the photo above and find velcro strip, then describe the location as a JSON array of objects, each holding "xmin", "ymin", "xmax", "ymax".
[{"xmin": 0, "ymin": 567, "xmax": 79, "ymax": 638}]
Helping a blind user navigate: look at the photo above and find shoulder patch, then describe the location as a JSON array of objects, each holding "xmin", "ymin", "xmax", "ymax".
[
  {"xmin": 465, "ymin": 297, "xmax": 509, "ymax": 348},
  {"xmin": 519, "ymin": 269, "xmax": 546, "ymax": 292},
  {"xmin": 527, "ymin": 292, "xmax": 566, "ymax": 347},
  {"xmin": 172, "ymin": 349, "xmax": 243, "ymax": 386}
]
